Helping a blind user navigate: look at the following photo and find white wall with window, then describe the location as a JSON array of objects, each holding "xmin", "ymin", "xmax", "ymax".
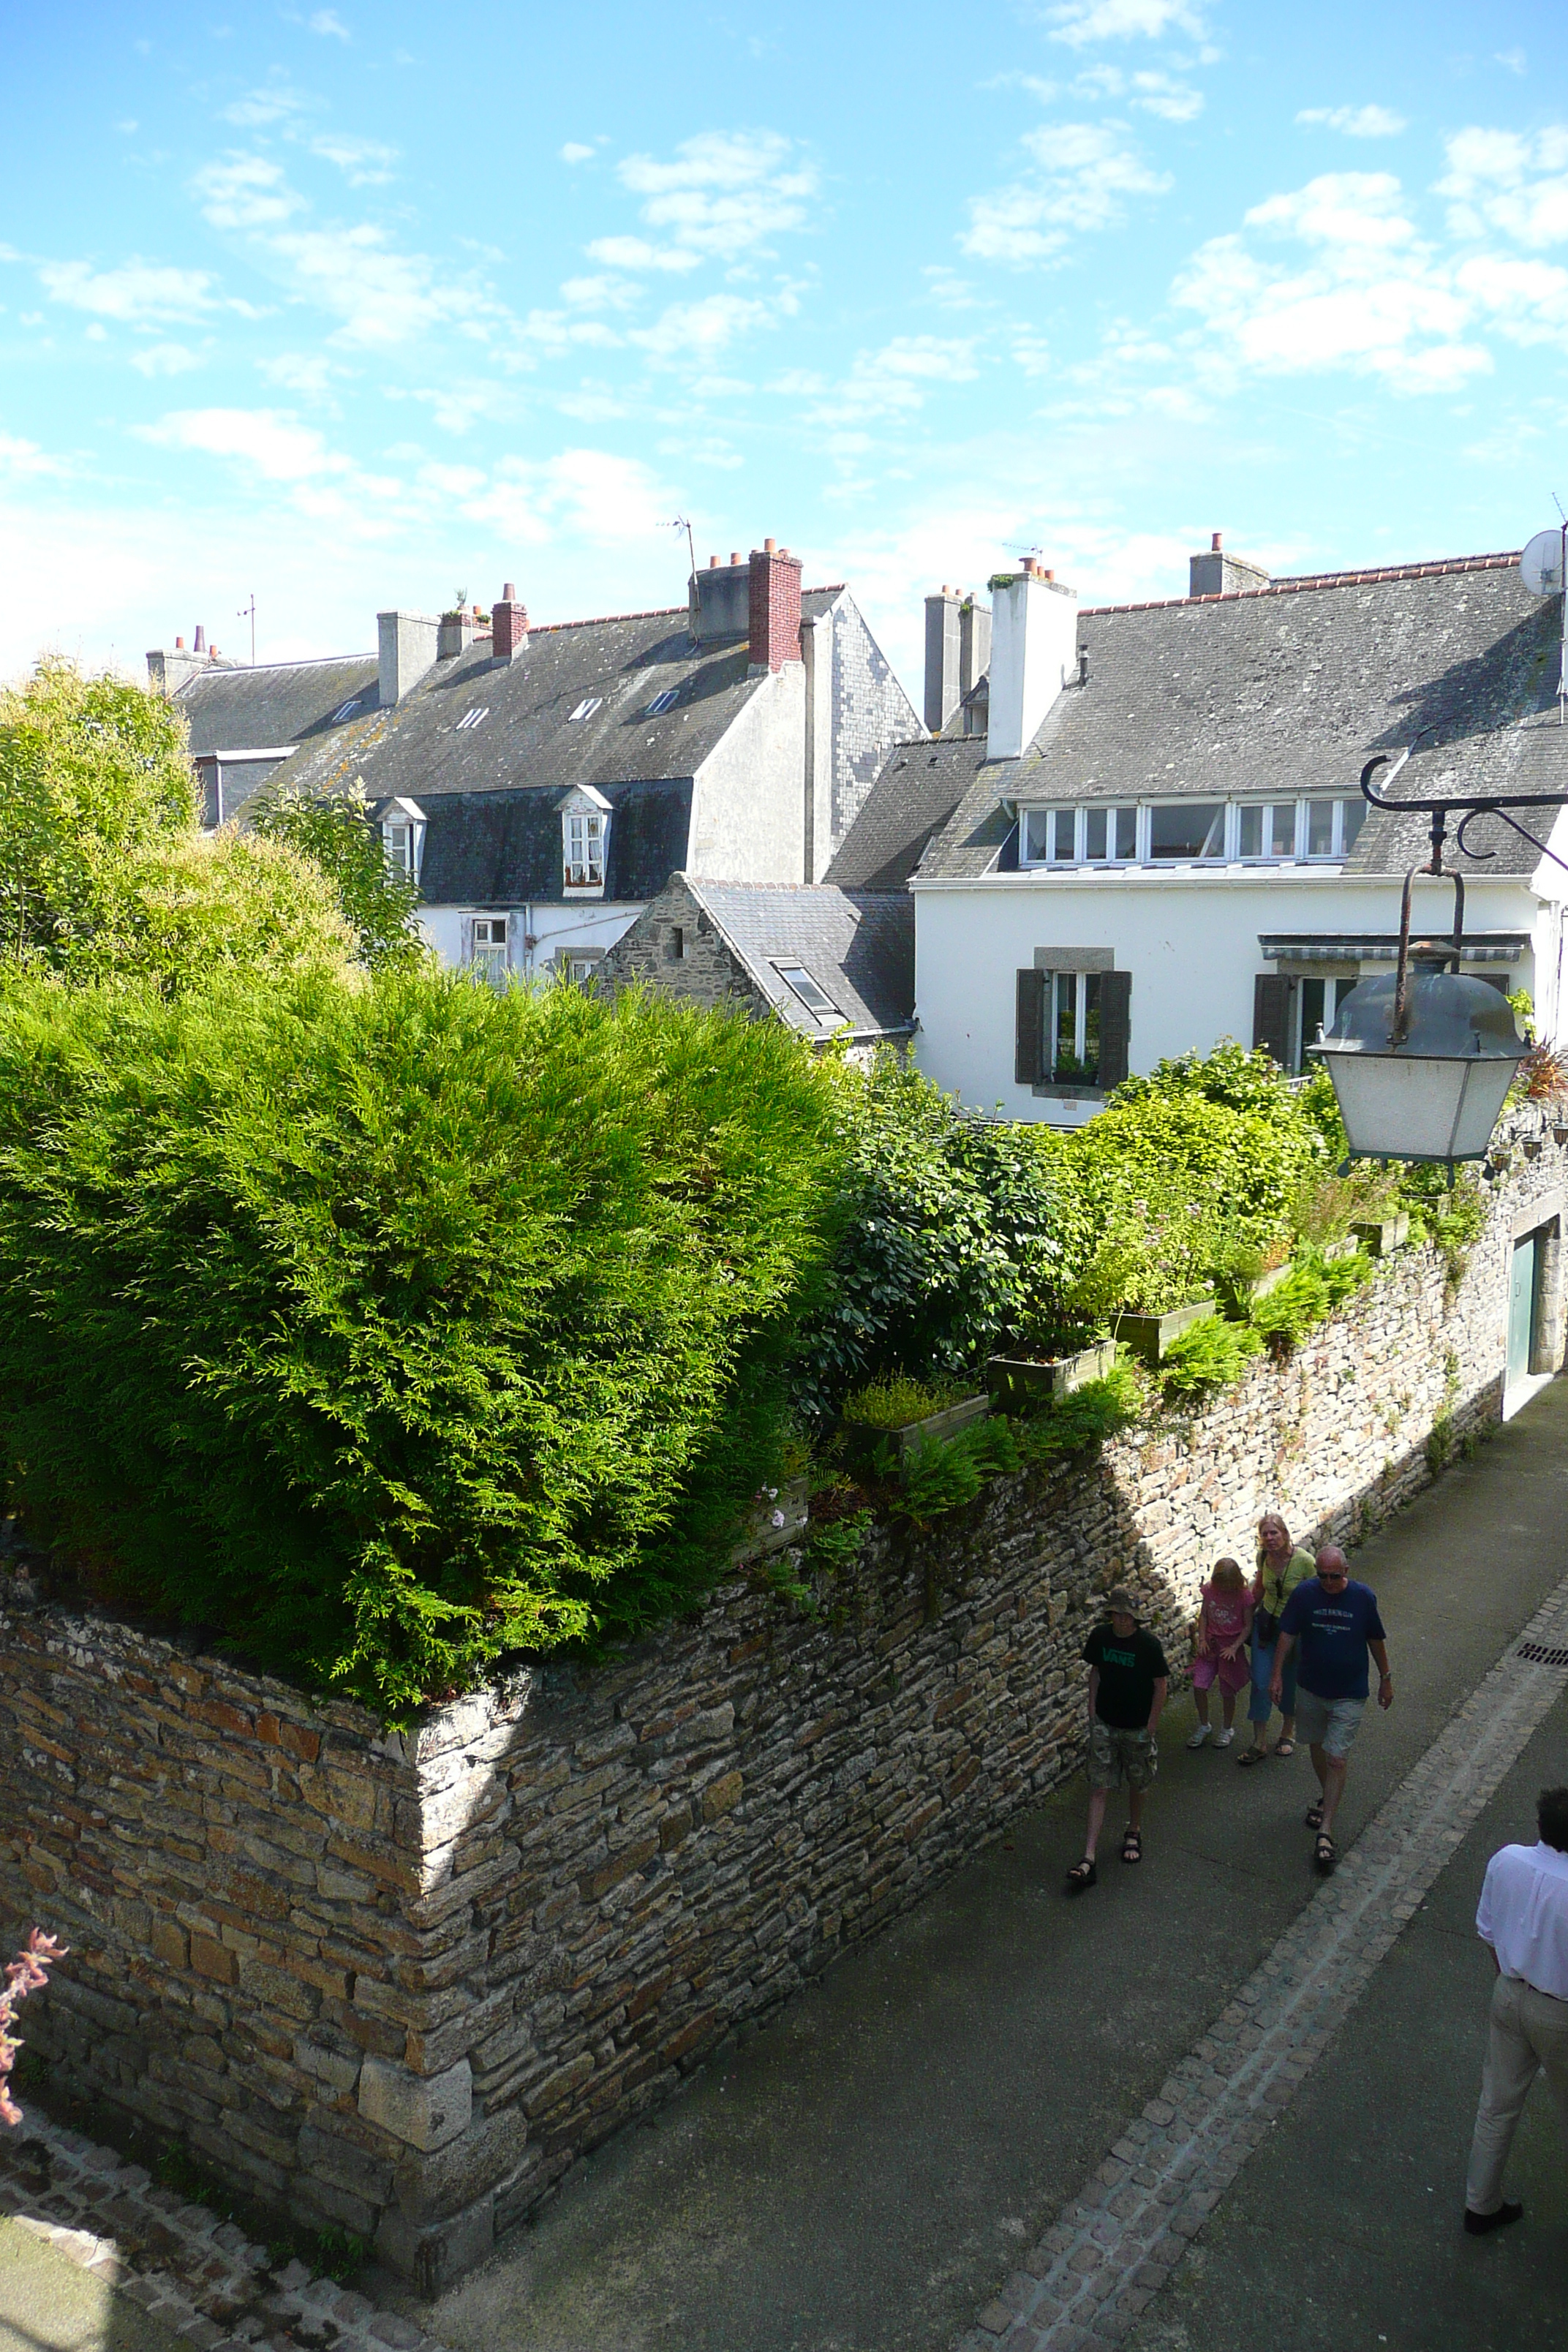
[
  {"xmin": 418, "ymin": 900, "xmax": 643, "ymax": 976},
  {"xmin": 912, "ymin": 867, "xmax": 1553, "ymax": 1127}
]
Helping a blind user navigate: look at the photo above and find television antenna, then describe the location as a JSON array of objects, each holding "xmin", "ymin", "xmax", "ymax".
[
  {"xmin": 1520, "ymin": 507, "xmax": 1568, "ymax": 723},
  {"xmin": 235, "ymin": 593, "xmax": 256, "ymax": 666},
  {"xmin": 668, "ymin": 516, "xmax": 698, "ymax": 581}
]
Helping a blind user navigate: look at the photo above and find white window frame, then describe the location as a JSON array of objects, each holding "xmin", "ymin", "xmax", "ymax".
[
  {"xmin": 471, "ymin": 914, "xmax": 508, "ymax": 984},
  {"xmin": 568, "ymin": 696, "xmax": 603, "ymax": 723},
  {"xmin": 562, "ymin": 809, "xmax": 606, "ymax": 892},
  {"xmin": 1019, "ymin": 794, "xmax": 1364, "ymax": 874},
  {"xmin": 455, "ymin": 706, "xmax": 489, "ymax": 732},
  {"xmin": 381, "ymin": 801, "xmax": 426, "ymax": 885},
  {"xmin": 773, "ymin": 962, "xmax": 842, "ymax": 1021}
]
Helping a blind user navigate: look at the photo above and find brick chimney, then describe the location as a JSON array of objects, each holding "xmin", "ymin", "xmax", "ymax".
[
  {"xmin": 1188, "ymin": 531, "xmax": 1270, "ymax": 598},
  {"xmin": 493, "ymin": 581, "xmax": 529, "ymax": 665},
  {"xmin": 747, "ymin": 539, "xmax": 803, "ymax": 675}
]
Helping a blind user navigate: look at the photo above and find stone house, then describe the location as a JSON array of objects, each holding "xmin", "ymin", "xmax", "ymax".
[
  {"xmin": 148, "ymin": 546, "xmax": 917, "ymax": 984},
  {"xmin": 899, "ymin": 538, "xmax": 1568, "ymax": 1126},
  {"xmin": 600, "ymin": 872, "xmax": 914, "ymax": 1055}
]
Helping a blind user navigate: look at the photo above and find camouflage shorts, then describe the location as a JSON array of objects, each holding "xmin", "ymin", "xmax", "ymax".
[{"xmin": 1088, "ymin": 1719, "xmax": 1158, "ymax": 1791}]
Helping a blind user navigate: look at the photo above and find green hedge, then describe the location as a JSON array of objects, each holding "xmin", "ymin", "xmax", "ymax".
[{"xmin": 0, "ymin": 970, "xmax": 845, "ymax": 1717}]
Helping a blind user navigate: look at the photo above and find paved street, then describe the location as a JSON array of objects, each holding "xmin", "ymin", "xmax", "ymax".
[{"xmin": 410, "ymin": 1376, "xmax": 1568, "ymax": 2352}]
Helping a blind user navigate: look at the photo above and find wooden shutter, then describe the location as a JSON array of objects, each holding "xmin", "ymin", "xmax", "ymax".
[
  {"xmin": 1015, "ymin": 968, "xmax": 1046, "ymax": 1085},
  {"xmin": 1096, "ymin": 970, "xmax": 1132, "ymax": 1092},
  {"xmin": 1253, "ymin": 973, "xmax": 1292, "ymax": 1066}
]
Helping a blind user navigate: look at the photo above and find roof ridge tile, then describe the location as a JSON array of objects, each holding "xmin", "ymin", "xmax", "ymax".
[{"xmin": 1081, "ymin": 550, "xmax": 1523, "ymax": 619}]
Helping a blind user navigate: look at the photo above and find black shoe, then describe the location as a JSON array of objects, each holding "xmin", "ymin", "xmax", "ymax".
[{"xmin": 1464, "ymin": 2201, "xmax": 1523, "ymax": 2236}]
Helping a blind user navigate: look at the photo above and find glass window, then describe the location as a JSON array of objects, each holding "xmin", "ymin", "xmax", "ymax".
[
  {"xmin": 1237, "ymin": 803, "xmax": 1296, "ymax": 860},
  {"xmin": 1340, "ymin": 796, "xmax": 1367, "ymax": 853},
  {"xmin": 472, "ymin": 916, "xmax": 508, "ymax": 984},
  {"xmin": 1116, "ymin": 807, "xmax": 1138, "ymax": 861},
  {"xmin": 1051, "ymin": 808, "xmax": 1077, "ymax": 862},
  {"xmin": 775, "ymin": 962, "xmax": 840, "ymax": 1018},
  {"xmin": 1306, "ymin": 800, "xmax": 1336, "ymax": 856},
  {"xmin": 1084, "ymin": 807, "xmax": 1108, "ymax": 861},
  {"xmin": 384, "ymin": 821, "xmax": 415, "ymax": 879},
  {"xmin": 1046, "ymin": 970, "xmax": 1102, "ymax": 1086},
  {"xmin": 1148, "ymin": 802, "xmax": 1225, "ymax": 861},
  {"xmin": 563, "ymin": 810, "xmax": 605, "ymax": 886},
  {"xmin": 1021, "ymin": 808, "xmax": 1050, "ymax": 864}
]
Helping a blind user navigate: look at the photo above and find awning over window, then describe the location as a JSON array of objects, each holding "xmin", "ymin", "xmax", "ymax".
[{"xmin": 1259, "ymin": 931, "xmax": 1528, "ymax": 966}]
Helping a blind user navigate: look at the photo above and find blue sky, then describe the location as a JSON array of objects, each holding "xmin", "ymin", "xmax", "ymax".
[{"xmin": 3, "ymin": 0, "xmax": 1566, "ymax": 694}]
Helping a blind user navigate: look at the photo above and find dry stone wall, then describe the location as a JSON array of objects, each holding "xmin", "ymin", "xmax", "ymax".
[{"xmin": 1, "ymin": 1133, "xmax": 1563, "ymax": 2291}]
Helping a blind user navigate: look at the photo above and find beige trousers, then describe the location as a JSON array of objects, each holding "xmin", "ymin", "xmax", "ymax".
[{"xmin": 1466, "ymin": 1971, "xmax": 1568, "ymax": 2215}]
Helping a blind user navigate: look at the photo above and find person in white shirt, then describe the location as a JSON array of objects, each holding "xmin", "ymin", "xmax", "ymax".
[{"xmin": 1464, "ymin": 1784, "xmax": 1568, "ymax": 2234}]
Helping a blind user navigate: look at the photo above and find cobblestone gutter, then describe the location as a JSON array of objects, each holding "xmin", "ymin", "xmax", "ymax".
[{"xmin": 1, "ymin": 1137, "xmax": 1563, "ymax": 2291}]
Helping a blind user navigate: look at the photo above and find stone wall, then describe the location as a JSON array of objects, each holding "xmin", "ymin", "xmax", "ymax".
[{"xmin": 1, "ymin": 1134, "xmax": 1563, "ymax": 2291}]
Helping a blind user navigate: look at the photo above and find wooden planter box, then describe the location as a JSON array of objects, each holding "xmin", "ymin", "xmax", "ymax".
[
  {"xmin": 1350, "ymin": 1213, "xmax": 1410, "ymax": 1258},
  {"xmin": 987, "ymin": 1340, "xmax": 1117, "ymax": 1404},
  {"xmin": 1246, "ymin": 1262, "xmax": 1294, "ymax": 1301},
  {"xmin": 730, "ymin": 1474, "xmax": 810, "ymax": 1566},
  {"xmin": 1118, "ymin": 1300, "xmax": 1216, "ymax": 1365},
  {"xmin": 1321, "ymin": 1235, "xmax": 1360, "ymax": 1263},
  {"xmin": 839, "ymin": 1392, "xmax": 990, "ymax": 1464}
]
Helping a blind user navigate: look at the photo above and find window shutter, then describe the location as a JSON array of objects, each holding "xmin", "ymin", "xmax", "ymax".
[
  {"xmin": 1015, "ymin": 968, "xmax": 1045, "ymax": 1085},
  {"xmin": 1097, "ymin": 970, "xmax": 1132, "ymax": 1091},
  {"xmin": 1253, "ymin": 973, "xmax": 1292, "ymax": 1066}
]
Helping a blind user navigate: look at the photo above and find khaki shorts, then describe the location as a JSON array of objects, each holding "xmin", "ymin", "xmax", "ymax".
[
  {"xmin": 1088, "ymin": 1719, "xmax": 1158, "ymax": 1791},
  {"xmin": 1294, "ymin": 1688, "xmax": 1367, "ymax": 1758}
]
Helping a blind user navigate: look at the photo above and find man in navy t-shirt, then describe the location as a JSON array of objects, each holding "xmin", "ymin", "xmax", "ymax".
[{"xmin": 1271, "ymin": 1544, "xmax": 1392, "ymax": 1876}]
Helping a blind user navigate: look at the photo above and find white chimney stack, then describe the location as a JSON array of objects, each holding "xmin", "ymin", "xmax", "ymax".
[{"xmin": 986, "ymin": 561, "xmax": 1079, "ymax": 760}]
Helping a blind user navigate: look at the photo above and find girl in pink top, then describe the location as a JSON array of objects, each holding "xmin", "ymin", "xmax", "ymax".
[{"xmin": 1187, "ymin": 1557, "xmax": 1254, "ymax": 1751}]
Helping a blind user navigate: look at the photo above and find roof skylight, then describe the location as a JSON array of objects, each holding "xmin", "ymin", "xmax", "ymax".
[
  {"xmin": 331, "ymin": 698, "xmax": 362, "ymax": 724},
  {"xmin": 455, "ymin": 706, "xmax": 489, "ymax": 731},
  {"xmin": 774, "ymin": 962, "xmax": 840, "ymax": 1019},
  {"xmin": 568, "ymin": 696, "xmax": 603, "ymax": 723},
  {"xmin": 646, "ymin": 688, "xmax": 679, "ymax": 717}
]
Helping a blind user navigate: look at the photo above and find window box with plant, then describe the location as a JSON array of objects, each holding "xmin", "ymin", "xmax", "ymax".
[
  {"xmin": 837, "ymin": 1373, "xmax": 990, "ymax": 1464},
  {"xmin": 986, "ymin": 1337, "xmax": 1117, "ymax": 1405}
]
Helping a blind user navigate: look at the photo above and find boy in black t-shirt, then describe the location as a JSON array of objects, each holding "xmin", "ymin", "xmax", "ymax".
[{"xmin": 1066, "ymin": 1585, "xmax": 1169, "ymax": 1893}]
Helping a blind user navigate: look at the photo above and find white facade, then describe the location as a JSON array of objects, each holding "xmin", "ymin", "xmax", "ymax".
[
  {"xmin": 418, "ymin": 900, "xmax": 640, "ymax": 982},
  {"xmin": 913, "ymin": 858, "xmax": 1568, "ymax": 1126}
]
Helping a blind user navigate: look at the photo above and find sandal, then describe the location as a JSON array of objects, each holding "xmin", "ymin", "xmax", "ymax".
[
  {"xmin": 1065, "ymin": 1858, "xmax": 1098, "ymax": 1894},
  {"xmin": 1236, "ymin": 1746, "xmax": 1268, "ymax": 1767},
  {"xmin": 1120, "ymin": 1826, "xmax": 1143, "ymax": 1866},
  {"xmin": 1273, "ymin": 1738, "xmax": 1296, "ymax": 1758},
  {"xmin": 1305, "ymin": 1803, "xmax": 1324, "ymax": 1832},
  {"xmin": 1313, "ymin": 1833, "xmax": 1338, "ymax": 1874}
]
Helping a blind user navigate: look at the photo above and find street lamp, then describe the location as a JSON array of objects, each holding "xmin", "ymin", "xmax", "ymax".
[{"xmin": 1308, "ymin": 745, "xmax": 1541, "ymax": 1166}]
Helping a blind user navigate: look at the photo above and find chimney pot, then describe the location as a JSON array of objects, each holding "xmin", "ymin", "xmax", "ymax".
[
  {"xmin": 502, "ymin": 581, "xmax": 516, "ymax": 601},
  {"xmin": 1043, "ymin": 568, "xmax": 1055, "ymax": 583},
  {"xmin": 193, "ymin": 624, "xmax": 206, "ymax": 652},
  {"xmin": 1212, "ymin": 531, "xmax": 1223, "ymax": 551},
  {"xmin": 764, "ymin": 537, "xmax": 777, "ymax": 554},
  {"xmin": 709, "ymin": 554, "xmax": 719, "ymax": 568},
  {"xmin": 175, "ymin": 636, "xmax": 185, "ymax": 650},
  {"xmin": 730, "ymin": 551, "xmax": 740, "ymax": 565}
]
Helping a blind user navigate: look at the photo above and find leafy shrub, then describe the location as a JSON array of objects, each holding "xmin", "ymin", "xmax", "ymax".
[
  {"xmin": 0, "ymin": 970, "xmax": 845, "ymax": 1717},
  {"xmin": 842, "ymin": 1373, "xmax": 959, "ymax": 1428},
  {"xmin": 886, "ymin": 1415, "xmax": 1021, "ymax": 1529},
  {"xmin": 249, "ymin": 781, "xmax": 427, "ymax": 971},
  {"xmin": 1158, "ymin": 1316, "xmax": 1264, "ymax": 1396},
  {"xmin": 793, "ymin": 1052, "xmax": 1092, "ymax": 1410},
  {"xmin": 1011, "ymin": 1366, "xmax": 1143, "ymax": 1463}
]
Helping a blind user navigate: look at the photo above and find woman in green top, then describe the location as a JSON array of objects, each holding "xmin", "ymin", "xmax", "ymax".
[{"xmin": 1237, "ymin": 1511, "xmax": 1315, "ymax": 1765}]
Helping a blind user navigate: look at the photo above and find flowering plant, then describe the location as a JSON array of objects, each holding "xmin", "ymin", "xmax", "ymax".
[{"xmin": 0, "ymin": 1930, "xmax": 67, "ymax": 2126}]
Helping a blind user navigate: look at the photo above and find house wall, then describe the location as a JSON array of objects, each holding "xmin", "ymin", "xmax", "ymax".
[
  {"xmin": 913, "ymin": 870, "xmax": 1542, "ymax": 1124},
  {"xmin": 4, "ymin": 1134, "xmax": 1564, "ymax": 2290},
  {"xmin": 825, "ymin": 594, "xmax": 922, "ymax": 855},
  {"xmin": 417, "ymin": 902, "xmax": 641, "ymax": 977},
  {"xmin": 689, "ymin": 668, "xmax": 807, "ymax": 883},
  {"xmin": 599, "ymin": 877, "xmax": 769, "ymax": 1019}
]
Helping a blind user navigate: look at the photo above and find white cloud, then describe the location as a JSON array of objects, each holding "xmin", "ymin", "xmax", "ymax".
[
  {"xmin": 310, "ymin": 10, "xmax": 350, "ymax": 37},
  {"xmin": 135, "ymin": 406, "xmax": 350, "ymax": 482},
  {"xmin": 628, "ymin": 291, "xmax": 782, "ymax": 366},
  {"xmin": 613, "ymin": 130, "xmax": 816, "ymax": 265},
  {"xmin": 585, "ymin": 235, "xmax": 701, "ymax": 274},
  {"xmin": 222, "ymin": 85, "xmax": 314, "ymax": 128},
  {"xmin": 514, "ymin": 309, "xmax": 623, "ymax": 362},
  {"xmin": 1496, "ymin": 48, "xmax": 1526, "ymax": 75},
  {"xmin": 1074, "ymin": 64, "xmax": 1203, "ymax": 120},
  {"xmin": 1297, "ymin": 105, "xmax": 1408, "ymax": 138},
  {"xmin": 962, "ymin": 123, "xmax": 1171, "ymax": 263},
  {"xmin": 129, "ymin": 341, "xmax": 205, "ymax": 377},
  {"xmin": 37, "ymin": 259, "xmax": 225, "ymax": 323},
  {"xmin": 1174, "ymin": 171, "xmax": 1490, "ymax": 391},
  {"xmin": 310, "ymin": 134, "xmax": 397, "ymax": 186},
  {"xmin": 0, "ymin": 431, "xmax": 67, "ymax": 480},
  {"xmin": 829, "ymin": 335, "xmax": 980, "ymax": 421},
  {"xmin": 1438, "ymin": 125, "xmax": 1568, "ymax": 248},
  {"xmin": 1043, "ymin": 0, "xmax": 1206, "ymax": 47},
  {"xmin": 462, "ymin": 447, "xmax": 676, "ymax": 549},
  {"xmin": 560, "ymin": 143, "xmax": 595, "ymax": 165},
  {"xmin": 193, "ymin": 155, "xmax": 304, "ymax": 230},
  {"xmin": 559, "ymin": 274, "xmax": 641, "ymax": 312},
  {"xmin": 257, "ymin": 350, "xmax": 338, "ymax": 393}
]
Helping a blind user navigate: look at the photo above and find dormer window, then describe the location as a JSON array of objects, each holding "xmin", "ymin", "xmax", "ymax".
[
  {"xmin": 559, "ymin": 784, "xmax": 612, "ymax": 895},
  {"xmin": 380, "ymin": 796, "xmax": 426, "ymax": 885}
]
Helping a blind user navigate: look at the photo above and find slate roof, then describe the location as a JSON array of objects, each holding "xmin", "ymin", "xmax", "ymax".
[
  {"xmin": 176, "ymin": 655, "xmax": 380, "ymax": 756},
  {"xmin": 684, "ymin": 878, "xmax": 914, "ymax": 1038},
  {"xmin": 825, "ymin": 739, "xmax": 987, "ymax": 890},
  {"xmin": 260, "ymin": 590, "xmax": 845, "ymax": 810},
  {"xmin": 919, "ymin": 554, "xmax": 1568, "ymax": 886},
  {"xmin": 417, "ymin": 781, "xmax": 693, "ymax": 907}
]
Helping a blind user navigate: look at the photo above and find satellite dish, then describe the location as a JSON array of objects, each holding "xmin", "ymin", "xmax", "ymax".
[{"xmin": 1520, "ymin": 528, "xmax": 1565, "ymax": 598}]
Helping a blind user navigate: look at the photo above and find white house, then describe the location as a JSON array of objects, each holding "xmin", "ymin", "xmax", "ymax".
[
  {"xmin": 907, "ymin": 540, "xmax": 1568, "ymax": 1125},
  {"xmin": 149, "ymin": 544, "xmax": 918, "ymax": 982}
]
